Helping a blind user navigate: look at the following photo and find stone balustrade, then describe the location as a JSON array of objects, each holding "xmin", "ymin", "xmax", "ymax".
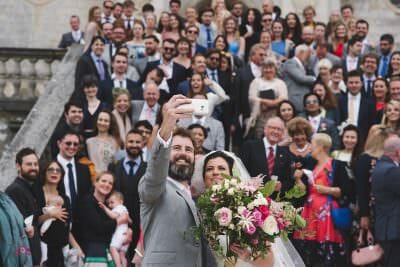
[{"xmin": 0, "ymin": 47, "xmax": 66, "ymax": 111}]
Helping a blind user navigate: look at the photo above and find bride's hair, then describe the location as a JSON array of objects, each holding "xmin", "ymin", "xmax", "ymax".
[{"xmin": 202, "ymin": 151, "xmax": 234, "ymax": 178}]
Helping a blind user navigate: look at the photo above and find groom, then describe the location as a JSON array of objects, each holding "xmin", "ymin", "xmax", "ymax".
[{"xmin": 138, "ymin": 95, "xmax": 207, "ymax": 266}]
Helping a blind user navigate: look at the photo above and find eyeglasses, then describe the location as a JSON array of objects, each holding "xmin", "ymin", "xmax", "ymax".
[
  {"xmin": 305, "ymin": 99, "xmax": 319, "ymax": 105},
  {"xmin": 64, "ymin": 141, "xmax": 79, "ymax": 147},
  {"xmin": 138, "ymin": 129, "xmax": 152, "ymax": 135},
  {"xmin": 209, "ymin": 57, "xmax": 220, "ymax": 61},
  {"xmin": 47, "ymin": 167, "xmax": 62, "ymax": 174},
  {"xmin": 164, "ymin": 47, "xmax": 175, "ymax": 52},
  {"xmin": 187, "ymin": 30, "xmax": 198, "ymax": 34}
]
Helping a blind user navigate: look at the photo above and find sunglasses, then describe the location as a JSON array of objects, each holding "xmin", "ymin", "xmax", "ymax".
[
  {"xmin": 105, "ymin": 6, "xmax": 113, "ymax": 9},
  {"xmin": 305, "ymin": 99, "xmax": 319, "ymax": 105},
  {"xmin": 187, "ymin": 30, "xmax": 198, "ymax": 34},
  {"xmin": 64, "ymin": 141, "xmax": 79, "ymax": 147},
  {"xmin": 164, "ymin": 47, "xmax": 175, "ymax": 52},
  {"xmin": 47, "ymin": 167, "xmax": 62, "ymax": 174},
  {"xmin": 138, "ymin": 129, "xmax": 152, "ymax": 135}
]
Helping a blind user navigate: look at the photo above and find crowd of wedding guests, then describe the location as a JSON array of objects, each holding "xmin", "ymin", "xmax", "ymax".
[{"xmin": 3, "ymin": 0, "xmax": 400, "ymax": 266}]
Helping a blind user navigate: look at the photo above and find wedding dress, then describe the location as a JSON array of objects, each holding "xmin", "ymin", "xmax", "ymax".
[{"xmin": 193, "ymin": 151, "xmax": 306, "ymax": 267}]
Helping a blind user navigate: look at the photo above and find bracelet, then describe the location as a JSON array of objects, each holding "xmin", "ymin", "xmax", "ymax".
[{"xmin": 134, "ymin": 249, "xmax": 144, "ymax": 258}]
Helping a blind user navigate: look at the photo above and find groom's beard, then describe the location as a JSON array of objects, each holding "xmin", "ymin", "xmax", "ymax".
[{"xmin": 168, "ymin": 155, "xmax": 194, "ymax": 182}]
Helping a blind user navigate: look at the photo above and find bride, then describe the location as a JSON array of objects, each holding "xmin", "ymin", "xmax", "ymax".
[{"xmin": 192, "ymin": 151, "xmax": 306, "ymax": 267}]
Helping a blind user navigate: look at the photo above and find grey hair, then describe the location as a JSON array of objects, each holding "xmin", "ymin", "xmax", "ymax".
[
  {"xmin": 295, "ymin": 44, "xmax": 310, "ymax": 56},
  {"xmin": 383, "ymin": 135, "xmax": 400, "ymax": 155},
  {"xmin": 317, "ymin": 58, "xmax": 333, "ymax": 70},
  {"xmin": 249, "ymin": 43, "xmax": 266, "ymax": 57}
]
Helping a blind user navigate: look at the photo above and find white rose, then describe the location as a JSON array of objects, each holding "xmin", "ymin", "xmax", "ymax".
[
  {"xmin": 237, "ymin": 206, "xmax": 246, "ymax": 214},
  {"xmin": 212, "ymin": 184, "xmax": 222, "ymax": 192},
  {"xmin": 230, "ymin": 179, "xmax": 238, "ymax": 186},
  {"xmin": 224, "ymin": 180, "xmax": 230, "ymax": 189},
  {"xmin": 227, "ymin": 188, "xmax": 235, "ymax": 195},
  {"xmin": 262, "ymin": 215, "xmax": 279, "ymax": 235},
  {"xmin": 229, "ymin": 223, "xmax": 235, "ymax": 230},
  {"xmin": 247, "ymin": 203, "xmax": 255, "ymax": 210}
]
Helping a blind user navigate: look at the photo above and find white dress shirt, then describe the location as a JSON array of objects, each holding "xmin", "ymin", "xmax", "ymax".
[
  {"xmin": 346, "ymin": 56, "xmax": 359, "ymax": 72},
  {"xmin": 112, "ymin": 73, "xmax": 127, "ymax": 89},
  {"xmin": 308, "ymin": 114, "xmax": 321, "ymax": 133},
  {"xmin": 263, "ymin": 137, "xmax": 277, "ymax": 158},
  {"xmin": 72, "ymin": 30, "xmax": 83, "ymax": 42},
  {"xmin": 347, "ymin": 92, "xmax": 361, "ymax": 126},
  {"xmin": 139, "ymin": 102, "xmax": 159, "ymax": 125},
  {"xmin": 250, "ymin": 62, "xmax": 261, "ymax": 78},
  {"xmin": 57, "ymin": 154, "xmax": 78, "ymax": 202}
]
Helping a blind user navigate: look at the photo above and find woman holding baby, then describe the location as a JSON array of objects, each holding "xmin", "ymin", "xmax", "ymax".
[{"xmin": 34, "ymin": 160, "xmax": 82, "ymax": 267}]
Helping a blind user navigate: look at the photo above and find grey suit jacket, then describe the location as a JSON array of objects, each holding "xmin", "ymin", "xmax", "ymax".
[
  {"xmin": 178, "ymin": 117, "xmax": 225, "ymax": 151},
  {"xmin": 131, "ymin": 100, "xmax": 160, "ymax": 125},
  {"xmin": 280, "ymin": 58, "xmax": 315, "ymax": 112},
  {"xmin": 307, "ymin": 53, "xmax": 342, "ymax": 75},
  {"xmin": 138, "ymin": 138, "xmax": 203, "ymax": 266}
]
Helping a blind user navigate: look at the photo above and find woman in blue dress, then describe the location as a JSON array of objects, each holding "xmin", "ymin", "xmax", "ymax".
[
  {"xmin": 223, "ymin": 16, "xmax": 245, "ymax": 60},
  {"xmin": 126, "ymin": 20, "xmax": 146, "ymax": 61},
  {"xmin": 271, "ymin": 19, "xmax": 294, "ymax": 59}
]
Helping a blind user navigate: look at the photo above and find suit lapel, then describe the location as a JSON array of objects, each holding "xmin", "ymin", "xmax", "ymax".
[{"xmin": 256, "ymin": 139, "xmax": 268, "ymax": 174}]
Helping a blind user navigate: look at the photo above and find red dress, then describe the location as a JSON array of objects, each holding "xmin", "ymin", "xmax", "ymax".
[
  {"xmin": 293, "ymin": 159, "xmax": 345, "ymax": 265},
  {"xmin": 334, "ymin": 43, "xmax": 344, "ymax": 58}
]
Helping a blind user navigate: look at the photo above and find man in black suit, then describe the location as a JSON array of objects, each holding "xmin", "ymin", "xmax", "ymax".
[
  {"xmin": 58, "ymin": 15, "xmax": 84, "ymax": 48},
  {"xmin": 6, "ymin": 148, "xmax": 41, "ymax": 266},
  {"xmin": 231, "ymin": 1, "xmax": 244, "ymax": 27},
  {"xmin": 234, "ymin": 44, "xmax": 266, "ymax": 145},
  {"xmin": 361, "ymin": 52, "xmax": 378, "ymax": 98},
  {"xmin": 75, "ymin": 36, "xmax": 111, "ymax": 92},
  {"xmin": 56, "ymin": 131, "xmax": 92, "ymax": 242},
  {"xmin": 240, "ymin": 117, "xmax": 293, "ymax": 196},
  {"xmin": 342, "ymin": 36, "xmax": 363, "ymax": 76},
  {"xmin": 109, "ymin": 129, "xmax": 147, "ymax": 260},
  {"xmin": 50, "ymin": 100, "xmax": 84, "ymax": 158},
  {"xmin": 337, "ymin": 70, "xmax": 376, "ymax": 142},
  {"xmin": 141, "ymin": 38, "xmax": 189, "ymax": 97},
  {"xmin": 371, "ymin": 136, "xmax": 400, "ymax": 267},
  {"xmin": 101, "ymin": 53, "xmax": 136, "ymax": 105}
]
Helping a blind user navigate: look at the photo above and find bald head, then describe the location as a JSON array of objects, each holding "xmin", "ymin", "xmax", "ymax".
[
  {"xmin": 302, "ymin": 26, "xmax": 314, "ymax": 45},
  {"xmin": 143, "ymin": 82, "xmax": 160, "ymax": 107},
  {"xmin": 383, "ymin": 136, "xmax": 400, "ymax": 156},
  {"xmin": 264, "ymin": 116, "xmax": 285, "ymax": 145}
]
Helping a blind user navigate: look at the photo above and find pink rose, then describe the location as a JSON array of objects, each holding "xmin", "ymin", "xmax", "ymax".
[
  {"xmin": 244, "ymin": 223, "xmax": 256, "ymax": 235},
  {"xmin": 251, "ymin": 239, "xmax": 259, "ymax": 245},
  {"xmin": 214, "ymin": 207, "xmax": 232, "ymax": 226},
  {"xmin": 252, "ymin": 210, "xmax": 263, "ymax": 226}
]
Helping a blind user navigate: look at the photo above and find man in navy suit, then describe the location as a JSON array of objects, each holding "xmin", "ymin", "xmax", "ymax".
[
  {"xmin": 100, "ymin": 53, "xmax": 136, "ymax": 105},
  {"xmin": 342, "ymin": 36, "xmax": 363, "ymax": 76},
  {"xmin": 361, "ymin": 52, "xmax": 378, "ymax": 98},
  {"xmin": 184, "ymin": 25, "xmax": 207, "ymax": 57},
  {"xmin": 337, "ymin": 70, "xmax": 376, "ymax": 142},
  {"xmin": 240, "ymin": 117, "xmax": 293, "ymax": 196},
  {"xmin": 58, "ymin": 15, "xmax": 84, "ymax": 48},
  {"xmin": 141, "ymin": 39, "xmax": 189, "ymax": 97},
  {"xmin": 377, "ymin": 34, "xmax": 394, "ymax": 77},
  {"xmin": 75, "ymin": 36, "xmax": 111, "ymax": 92},
  {"xmin": 372, "ymin": 136, "xmax": 400, "ymax": 267}
]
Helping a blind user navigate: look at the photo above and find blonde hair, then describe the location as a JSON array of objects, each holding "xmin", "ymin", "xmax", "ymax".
[
  {"xmin": 382, "ymin": 100, "xmax": 400, "ymax": 130},
  {"xmin": 312, "ymin": 133, "xmax": 332, "ymax": 153},
  {"xmin": 364, "ymin": 125, "xmax": 390, "ymax": 158},
  {"xmin": 317, "ymin": 58, "xmax": 333, "ymax": 71}
]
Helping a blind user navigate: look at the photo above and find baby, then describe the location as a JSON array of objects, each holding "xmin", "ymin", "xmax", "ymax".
[
  {"xmin": 40, "ymin": 195, "xmax": 64, "ymax": 236},
  {"xmin": 100, "ymin": 191, "xmax": 131, "ymax": 267}
]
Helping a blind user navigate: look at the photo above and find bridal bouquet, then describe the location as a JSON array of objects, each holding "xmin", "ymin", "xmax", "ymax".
[{"xmin": 197, "ymin": 175, "xmax": 306, "ymax": 261}]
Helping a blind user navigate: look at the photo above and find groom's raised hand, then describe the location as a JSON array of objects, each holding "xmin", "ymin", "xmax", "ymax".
[{"xmin": 159, "ymin": 94, "xmax": 193, "ymax": 141}]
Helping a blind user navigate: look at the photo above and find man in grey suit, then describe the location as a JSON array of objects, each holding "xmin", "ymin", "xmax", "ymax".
[
  {"xmin": 307, "ymin": 41, "xmax": 341, "ymax": 76},
  {"xmin": 280, "ymin": 44, "xmax": 316, "ymax": 112},
  {"xmin": 178, "ymin": 112, "xmax": 225, "ymax": 152},
  {"xmin": 102, "ymin": 25, "xmax": 126, "ymax": 70},
  {"xmin": 58, "ymin": 15, "xmax": 84, "ymax": 48},
  {"xmin": 131, "ymin": 82, "xmax": 160, "ymax": 126},
  {"xmin": 134, "ymin": 35, "xmax": 161, "ymax": 75},
  {"xmin": 138, "ymin": 95, "xmax": 205, "ymax": 266}
]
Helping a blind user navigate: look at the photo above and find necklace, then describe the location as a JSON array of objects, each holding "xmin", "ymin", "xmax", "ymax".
[{"xmin": 295, "ymin": 143, "xmax": 309, "ymax": 153}]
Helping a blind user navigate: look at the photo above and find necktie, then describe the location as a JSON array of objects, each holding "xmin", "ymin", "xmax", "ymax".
[
  {"xmin": 367, "ymin": 80, "xmax": 372, "ymax": 97},
  {"xmin": 349, "ymin": 95, "xmax": 356, "ymax": 124},
  {"xmin": 267, "ymin": 147, "xmax": 275, "ymax": 177},
  {"xmin": 206, "ymin": 27, "xmax": 212, "ymax": 49},
  {"xmin": 126, "ymin": 19, "xmax": 131, "ymax": 30},
  {"xmin": 211, "ymin": 70, "xmax": 217, "ymax": 82},
  {"xmin": 380, "ymin": 56, "xmax": 389, "ymax": 77},
  {"xmin": 119, "ymin": 80, "xmax": 123, "ymax": 88},
  {"xmin": 67, "ymin": 163, "xmax": 77, "ymax": 210},
  {"xmin": 97, "ymin": 59, "xmax": 105, "ymax": 80},
  {"xmin": 127, "ymin": 161, "xmax": 136, "ymax": 176}
]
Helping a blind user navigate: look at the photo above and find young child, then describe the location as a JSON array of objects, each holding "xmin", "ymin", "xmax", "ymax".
[
  {"xmin": 99, "ymin": 191, "xmax": 131, "ymax": 267},
  {"xmin": 40, "ymin": 195, "xmax": 64, "ymax": 235}
]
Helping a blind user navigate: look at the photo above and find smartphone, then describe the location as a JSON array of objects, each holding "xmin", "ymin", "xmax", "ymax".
[{"xmin": 177, "ymin": 99, "xmax": 209, "ymax": 116}]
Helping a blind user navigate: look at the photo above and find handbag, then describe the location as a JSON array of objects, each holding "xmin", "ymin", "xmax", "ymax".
[
  {"xmin": 351, "ymin": 229, "xmax": 384, "ymax": 266},
  {"xmin": 327, "ymin": 160, "xmax": 352, "ymax": 231},
  {"xmin": 84, "ymin": 249, "xmax": 115, "ymax": 267}
]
